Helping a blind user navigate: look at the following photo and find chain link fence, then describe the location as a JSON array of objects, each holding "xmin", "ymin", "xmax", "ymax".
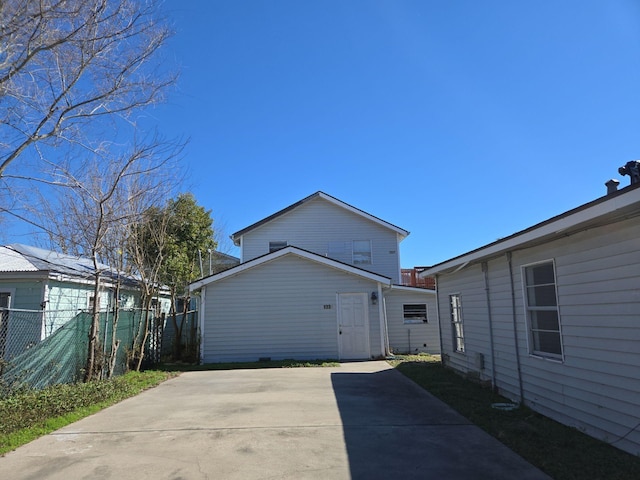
[{"xmin": 0, "ymin": 307, "xmax": 197, "ymax": 396}]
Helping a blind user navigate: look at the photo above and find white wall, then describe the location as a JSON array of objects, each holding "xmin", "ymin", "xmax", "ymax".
[
  {"xmin": 435, "ymin": 217, "xmax": 640, "ymax": 456},
  {"xmin": 384, "ymin": 289, "xmax": 439, "ymax": 355},
  {"xmin": 240, "ymin": 197, "xmax": 402, "ymax": 282},
  {"xmin": 201, "ymin": 254, "xmax": 383, "ymax": 363}
]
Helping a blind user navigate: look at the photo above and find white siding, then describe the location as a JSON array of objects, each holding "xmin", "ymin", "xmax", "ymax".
[
  {"xmin": 240, "ymin": 197, "xmax": 402, "ymax": 282},
  {"xmin": 436, "ymin": 217, "xmax": 640, "ymax": 456},
  {"xmin": 385, "ymin": 289, "xmax": 440, "ymax": 355},
  {"xmin": 201, "ymin": 254, "xmax": 383, "ymax": 363}
]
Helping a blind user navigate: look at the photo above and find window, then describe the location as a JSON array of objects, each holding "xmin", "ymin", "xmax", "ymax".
[
  {"xmin": 0, "ymin": 292, "xmax": 10, "ymax": 309},
  {"xmin": 450, "ymin": 294, "xmax": 464, "ymax": 353},
  {"xmin": 352, "ymin": 240, "xmax": 372, "ymax": 265},
  {"xmin": 523, "ymin": 261, "xmax": 562, "ymax": 358},
  {"xmin": 269, "ymin": 241, "xmax": 287, "ymax": 253},
  {"xmin": 403, "ymin": 304, "xmax": 427, "ymax": 324}
]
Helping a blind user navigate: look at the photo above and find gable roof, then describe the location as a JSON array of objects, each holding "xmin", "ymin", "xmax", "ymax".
[
  {"xmin": 230, "ymin": 191, "xmax": 409, "ymax": 246},
  {"xmin": 423, "ymin": 182, "xmax": 640, "ymax": 276},
  {"xmin": 189, "ymin": 245, "xmax": 392, "ymax": 290}
]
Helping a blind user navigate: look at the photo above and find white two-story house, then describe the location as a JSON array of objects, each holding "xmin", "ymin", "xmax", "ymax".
[{"xmin": 190, "ymin": 191, "xmax": 438, "ymax": 363}]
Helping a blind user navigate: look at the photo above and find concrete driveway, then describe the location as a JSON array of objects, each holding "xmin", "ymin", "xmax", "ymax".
[{"xmin": 1, "ymin": 361, "xmax": 550, "ymax": 479}]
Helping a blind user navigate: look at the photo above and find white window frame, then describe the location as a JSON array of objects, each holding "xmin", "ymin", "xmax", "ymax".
[
  {"xmin": 352, "ymin": 240, "xmax": 372, "ymax": 265},
  {"xmin": 449, "ymin": 293, "xmax": 464, "ymax": 353},
  {"xmin": 269, "ymin": 241, "xmax": 288, "ymax": 253},
  {"xmin": 403, "ymin": 304, "xmax": 428, "ymax": 324},
  {"xmin": 522, "ymin": 259, "xmax": 564, "ymax": 361}
]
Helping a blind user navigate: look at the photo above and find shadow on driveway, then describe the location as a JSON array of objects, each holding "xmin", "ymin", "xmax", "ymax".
[{"xmin": 331, "ymin": 367, "xmax": 550, "ymax": 479}]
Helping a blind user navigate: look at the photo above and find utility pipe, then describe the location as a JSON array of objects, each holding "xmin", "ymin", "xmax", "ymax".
[
  {"xmin": 507, "ymin": 251, "xmax": 525, "ymax": 403},
  {"xmin": 482, "ymin": 262, "xmax": 497, "ymax": 391},
  {"xmin": 434, "ymin": 274, "xmax": 445, "ymax": 363}
]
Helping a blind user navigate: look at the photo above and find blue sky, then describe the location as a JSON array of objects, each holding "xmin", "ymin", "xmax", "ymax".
[
  {"xmin": 12, "ymin": 1, "xmax": 640, "ymax": 268},
  {"xmin": 150, "ymin": 0, "xmax": 640, "ymax": 267}
]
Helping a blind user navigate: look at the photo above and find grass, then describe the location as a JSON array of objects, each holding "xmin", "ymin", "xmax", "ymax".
[
  {"xmin": 160, "ymin": 358, "xmax": 340, "ymax": 371},
  {"xmin": 389, "ymin": 354, "xmax": 640, "ymax": 480},
  {"xmin": 0, "ymin": 370, "xmax": 175, "ymax": 456}
]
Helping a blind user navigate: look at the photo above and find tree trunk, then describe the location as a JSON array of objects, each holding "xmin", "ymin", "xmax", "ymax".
[
  {"xmin": 84, "ymin": 274, "xmax": 101, "ymax": 382},
  {"xmin": 107, "ymin": 281, "xmax": 121, "ymax": 378},
  {"xmin": 135, "ymin": 296, "xmax": 152, "ymax": 372},
  {"xmin": 170, "ymin": 287, "xmax": 182, "ymax": 360}
]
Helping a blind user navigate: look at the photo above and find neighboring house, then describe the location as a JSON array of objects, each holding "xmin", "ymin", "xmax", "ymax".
[
  {"xmin": 190, "ymin": 191, "xmax": 437, "ymax": 363},
  {"xmin": 0, "ymin": 244, "xmax": 168, "ymax": 359},
  {"xmin": 206, "ymin": 250, "xmax": 241, "ymax": 275},
  {"xmin": 422, "ymin": 180, "xmax": 640, "ymax": 456}
]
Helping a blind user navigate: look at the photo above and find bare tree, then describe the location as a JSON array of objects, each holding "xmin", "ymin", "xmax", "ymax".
[
  {"xmin": 125, "ymin": 202, "xmax": 172, "ymax": 371},
  {"xmin": 0, "ymin": 0, "xmax": 175, "ymax": 179},
  {"xmin": 37, "ymin": 139, "xmax": 181, "ymax": 380},
  {"xmin": 0, "ymin": 0, "xmax": 186, "ymax": 379}
]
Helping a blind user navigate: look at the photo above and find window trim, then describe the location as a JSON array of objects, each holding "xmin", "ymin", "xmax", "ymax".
[
  {"xmin": 352, "ymin": 240, "xmax": 372, "ymax": 265},
  {"xmin": 521, "ymin": 259, "xmax": 564, "ymax": 361},
  {"xmin": 449, "ymin": 293, "xmax": 465, "ymax": 353},
  {"xmin": 403, "ymin": 303, "xmax": 428, "ymax": 324}
]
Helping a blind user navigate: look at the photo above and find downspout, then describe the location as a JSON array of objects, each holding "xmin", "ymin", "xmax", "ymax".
[
  {"xmin": 481, "ymin": 262, "xmax": 497, "ymax": 392},
  {"xmin": 434, "ymin": 274, "xmax": 445, "ymax": 364},
  {"xmin": 378, "ymin": 282, "xmax": 388, "ymax": 356},
  {"xmin": 198, "ymin": 286, "xmax": 206, "ymax": 364},
  {"xmin": 507, "ymin": 252, "xmax": 525, "ymax": 403}
]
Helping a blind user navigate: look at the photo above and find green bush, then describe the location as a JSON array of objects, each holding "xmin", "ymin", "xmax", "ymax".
[{"xmin": 0, "ymin": 371, "xmax": 172, "ymax": 437}]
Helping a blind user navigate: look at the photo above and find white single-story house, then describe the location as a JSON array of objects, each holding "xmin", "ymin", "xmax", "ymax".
[
  {"xmin": 190, "ymin": 246, "xmax": 437, "ymax": 363},
  {"xmin": 422, "ymin": 179, "xmax": 640, "ymax": 456}
]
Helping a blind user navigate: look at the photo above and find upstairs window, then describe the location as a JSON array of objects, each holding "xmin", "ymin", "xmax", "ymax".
[
  {"xmin": 269, "ymin": 241, "xmax": 288, "ymax": 253},
  {"xmin": 523, "ymin": 261, "xmax": 563, "ymax": 359},
  {"xmin": 450, "ymin": 294, "xmax": 464, "ymax": 353},
  {"xmin": 403, "ymin": 304, "xmax": 428, "ymax": 324},
  {"xmin": 352, "ymin": 240, "xmax": 372, "ymax": 265}
]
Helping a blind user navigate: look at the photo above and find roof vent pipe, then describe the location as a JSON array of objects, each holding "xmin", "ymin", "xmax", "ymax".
[{"xmin": 605, "ymin": 179, "xmax": 620, "ymax": 195}]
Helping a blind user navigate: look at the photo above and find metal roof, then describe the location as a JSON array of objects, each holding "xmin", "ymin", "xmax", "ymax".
[
  {"xmin": 0, "ymin": 246, "xmax": 38, "ymax": 272},
  {"xmin": 0, "ymin": 244, "xmax": 136, "ymax": 285}
]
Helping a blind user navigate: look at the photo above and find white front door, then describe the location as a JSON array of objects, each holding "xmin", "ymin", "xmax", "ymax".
[{"xmin": 338, "ymin": 293, "xmax": 370, "ymax": 360}]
